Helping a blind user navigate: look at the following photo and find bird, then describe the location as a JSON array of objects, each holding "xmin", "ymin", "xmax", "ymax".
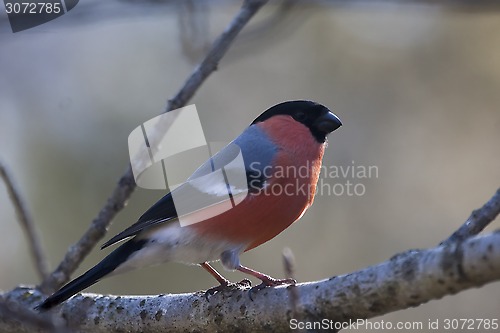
[{"xmin": 36, "ymin": 100, "xmax": 342, "ymax": 310}]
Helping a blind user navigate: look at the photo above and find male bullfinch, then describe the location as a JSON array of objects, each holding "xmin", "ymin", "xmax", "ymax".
[{"xmin": 37, "ymin": 100, "xmax": 342, "ymax": 310}]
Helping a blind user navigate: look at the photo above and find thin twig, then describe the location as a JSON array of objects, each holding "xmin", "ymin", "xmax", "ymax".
[
  {"xmin": 166, "ymin": 0, "xmax": 269, "ymax": 112},
  {"xmin": 282, "ymin": 247, "xmax": 300, "ymax": 319},
  {"xmin": 40, "ymin": 0, "xmax": 269, "ymax": 292},
  {"xmin": 0, "ymin": 161, "xmax": 49, "ymax": 281},
  {"xmin": 178, "ymin": 0, "xmax": 210, "ymax": 63},
  {"xmin": 442, "ymin": 187, "xmax": 500, "ymax": 246}
]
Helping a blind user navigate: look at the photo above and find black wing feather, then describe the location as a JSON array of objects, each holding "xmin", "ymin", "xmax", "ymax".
[
  {"xmin": 101, "ymin": 142, "xmax": 250, "ymax": 250},
  {"xmin": 101, "ymin": 191, "xmax": 178, "ymax": 249}
]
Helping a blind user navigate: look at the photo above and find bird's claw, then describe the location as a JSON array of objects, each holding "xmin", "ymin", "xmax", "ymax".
[
  {"xmin": 204, "ymin": 279, "xmax": 252, "ymax": 301},
  {"xmin": 248, "ymin": 278, "xmax": 296, "ymax": 301}
]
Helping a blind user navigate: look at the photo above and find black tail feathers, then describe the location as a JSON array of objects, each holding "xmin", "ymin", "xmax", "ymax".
[{"xmin": 36, "ymin": 239, "xmax": 147, "ymax": 311}]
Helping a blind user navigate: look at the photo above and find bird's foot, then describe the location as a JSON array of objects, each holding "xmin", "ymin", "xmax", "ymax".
[
  {"xmin": 249, "ymin": 277, "xmax": 296, "ymax": 301},
  {"xmin": 204, "ymin": 279, "xmax": 252, "ymax": 301}
]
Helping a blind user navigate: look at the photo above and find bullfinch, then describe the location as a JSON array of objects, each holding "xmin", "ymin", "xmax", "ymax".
[{"xmin": 37, "ymin": 100, "xmax": 342, "ymax": 310}]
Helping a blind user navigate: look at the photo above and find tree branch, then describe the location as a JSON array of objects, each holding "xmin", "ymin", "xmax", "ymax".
[
  {"xmin": 442, "ymin": 188, "xmax": 500, "ymax": 245},
  {"xmin": 0, "ymin": 298, "xmax": 66, "ymax": 333},
  {"xmin": 40, "ymin": 0, "xmax": 269, "ymax": 293},
  {"xmin": 166, "ymin": 0, "xmax": 269, "ymax": 112},
  {"xmin": 282, "ymin": 247, "xmax": 301, "ymax": 322},
  {"xmin": 3, "ymin": 230, "xmax": 500, "ymax": 333},
  {"xmin": 0, "ymin": 160, "xmax": 49, "ymax": 281}
]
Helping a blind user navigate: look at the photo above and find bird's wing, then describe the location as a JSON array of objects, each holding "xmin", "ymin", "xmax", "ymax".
[
  {"xmin": 101, "ymin": 142, "xmax": 250, "ymax": 250},
  {"xmin": 100, "ymin": 191, "xmax": 178, "ymax": 249}
]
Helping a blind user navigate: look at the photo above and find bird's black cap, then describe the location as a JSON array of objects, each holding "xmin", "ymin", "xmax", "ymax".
[{"xmin": 252, "ymin": 100, "xmax": 342, "ymax": 142}]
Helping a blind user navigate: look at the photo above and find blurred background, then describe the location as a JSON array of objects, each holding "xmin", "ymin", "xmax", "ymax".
[{"xmin": 1, "ymin": 0, "xmax": 499, "ymax": 331}]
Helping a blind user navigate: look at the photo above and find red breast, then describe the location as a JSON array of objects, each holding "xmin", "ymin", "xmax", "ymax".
[{"xmin": 188, "ymin": 115, "xmax": 326, "ymax": 251}]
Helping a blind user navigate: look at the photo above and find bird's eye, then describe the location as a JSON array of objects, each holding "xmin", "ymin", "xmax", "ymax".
[{"xmin": 293, "ymin": 111, "xmax": 307, "ymax": 122}]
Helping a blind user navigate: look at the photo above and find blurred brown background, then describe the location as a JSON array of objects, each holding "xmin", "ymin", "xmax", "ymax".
[{"xmin": 1, "ymin": 1, "xmax": 499, "ymax": 331}]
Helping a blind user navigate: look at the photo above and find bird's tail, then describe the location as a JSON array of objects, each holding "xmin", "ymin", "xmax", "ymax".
[{"xmin": 36, "ymin": 239, "xmax": 147, "ymax": 311}]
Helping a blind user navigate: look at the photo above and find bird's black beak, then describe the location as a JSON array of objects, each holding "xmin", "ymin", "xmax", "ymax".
[{"xmin": 315, "ymin": 111, "xmax": 342, "ymax": 134}]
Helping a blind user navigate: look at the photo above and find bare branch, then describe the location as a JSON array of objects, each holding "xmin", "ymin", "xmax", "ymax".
[
  {"xmin": 0, "ymin": 160, "xmax": 49, "ymax": 281},
  {"xmin": 40, "ymin": 0, "xmax": 269, "ymax": 293},
  {"xmin": 0, "ymin": 297, "xmax": 66, "ymax": 333},
  {"xmin": 177, "ymin": 0, "xmax": 210, "ymax": 63},
  {"xmin": 39, "ymin": 167, "xmax": 136, "ymax": 293},
  {"xmin": 442, "ymin": 188, "xmax": 500, "ymax": 246},
  {"xmin": 4, "ymin": 230, "xmax": 500, "ymax": 332},
  {"xmin": 282, "ymin": 247, "xmax": 301, "ymax": 321},
  {"xmin": 166, "ymin": 0, "xmax": 270, "ymax": 112}
]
